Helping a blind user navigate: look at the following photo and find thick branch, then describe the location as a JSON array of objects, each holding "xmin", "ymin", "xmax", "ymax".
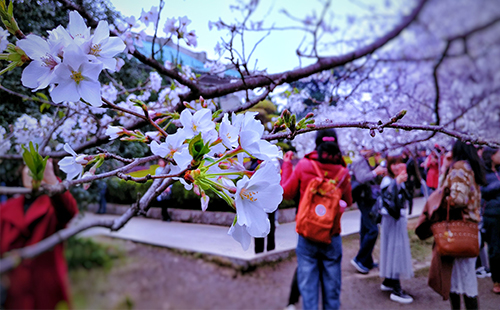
[{"xmin": 176, "ymin": 0, "xmax": 428, "ymax": 104}]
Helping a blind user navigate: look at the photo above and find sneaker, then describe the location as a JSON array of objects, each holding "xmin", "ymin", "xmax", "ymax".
[
  {"xmin": 351, "ymin": 258, "xmax": 369, "ymax": 274},
  {"xmin": 284, "ymin": 304, "xmax": 296, "ymax": 310},
  {"xmin": 476, "ymin": 267, "xmax": 491, "ymax": 278},
  {"xmin": 371, "ymin": 262, "xmax": 379, "ymax": 269},
  {"xmin": 390, "ymin": 288, "xmax": 413, "ymax": 304},
  {"xmin": 381, "ymin": 284, "xmax": 393, "ymax": 292},
  {"xmin": 493, "ymin": 283, "xmax": 500, "ymax": 295}
]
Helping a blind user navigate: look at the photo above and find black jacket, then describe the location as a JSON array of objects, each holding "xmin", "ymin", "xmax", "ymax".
[
  {"xmin": 481, "ymin": 169, "xmax": 500, "ymax": 217},
  {"xmin": 381, "ymin": 177, "xmax": 410, "ymax": 220}
]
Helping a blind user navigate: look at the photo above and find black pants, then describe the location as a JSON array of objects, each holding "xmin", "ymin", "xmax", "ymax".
[
  {"xmin": 255, "ymin": 211, "xmax": 276, "ymax": 253},
  {"xmin": 483, "ymin": 215, "xmax": 500, "ymax": 283}
]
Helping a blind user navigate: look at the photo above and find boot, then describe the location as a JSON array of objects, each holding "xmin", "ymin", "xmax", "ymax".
[
  {"xmin": 463, "ymin": 295, "xmax": 478, "ymax": 310},
  {"xmin": 449, "ymin": 292, "xmax": 461, "ymax": 310}
]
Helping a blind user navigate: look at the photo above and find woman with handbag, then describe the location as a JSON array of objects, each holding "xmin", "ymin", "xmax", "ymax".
[
  {"xmin": 481, "ymin": 147, "xmax": 500, "ymax": 294},
  {"xmin": 435, "ymin": 141, "xmax": 486, "ymax": 310},
  {"xmin": 378, "ymin": 152, "xmax": 414, "ymax": 304}
]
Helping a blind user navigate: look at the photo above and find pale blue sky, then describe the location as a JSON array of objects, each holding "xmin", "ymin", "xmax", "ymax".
[{"xmin": 110, "ymin": 0, "xmax": 406, "ymax": 73}]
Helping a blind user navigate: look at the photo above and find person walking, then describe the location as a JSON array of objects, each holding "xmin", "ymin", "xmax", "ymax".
[
  {"xmin": 378, "ymin": 152, "xmax": 414, "ymax": 304},
  {"xmin": 350, "ymin": 149, "xmax": 386, "ymax": 274},
  {"xmin": 481, "ymin": 147, "xmax": 500, "ymax": 294},
  {"xmin": 424, "ymin": 149, "xmax": 440, "ymax": 194},
  {"xmin": 281, "ymin": 129, "xmax": 352, "ymax": 310}
]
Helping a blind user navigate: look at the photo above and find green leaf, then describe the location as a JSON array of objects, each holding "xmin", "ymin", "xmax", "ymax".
[
  {"xmin": 40, "ymin": 102, "xmax": 51, "ymax": 112},
  {"xmin": 188, "ymin": 133, "xmax": 211, "ymax": 164},
  {"xmin": 7, "ymin": 1, "xmax": 12, "ymax": 16},
  {"xmin": 58, "ymin": 110, "xmax": 65, "ymax": 118},
  {"xmin": 21, "ymin": 144, "xmax": 35, "ymax": 171},
  {"xmin": 211, "ymin": 109, "xmax": 223, "ymax": 120},
  {"xmin": 36, "ymin": 92, "xmax": 49, "ymax": 101}
]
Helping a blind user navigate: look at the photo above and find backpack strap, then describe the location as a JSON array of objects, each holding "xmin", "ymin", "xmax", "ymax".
[
  {"xmin": 310, "ymin": 160, "xmax": 324, "ymax": 178},
  {"xmin": 311, "ymin": 160, "xmax": 349, "ymax": 188},
  {"xmin": 333, "ymin": 167, "xmax": 349, "ymax": 188}
]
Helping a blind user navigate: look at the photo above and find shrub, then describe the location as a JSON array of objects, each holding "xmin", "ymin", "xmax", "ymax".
[{"xmin": 65, "ymin": 236, "xmax": 122, "ymax": 270}]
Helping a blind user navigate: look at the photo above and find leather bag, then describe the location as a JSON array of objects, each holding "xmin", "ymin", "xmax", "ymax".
[
  {"xmin": 415, "ymin": 187, "xmax": 447, "ymax": 240},
  {"xmin": 430, "ymin": 197, "xmax": 479, "ymax": 258}
]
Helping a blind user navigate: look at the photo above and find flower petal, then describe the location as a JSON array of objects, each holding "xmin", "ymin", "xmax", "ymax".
[
  {"xmin": 228, "ymin": 221, "xmax": 251, "ymax": 251},
  {"xmin": 79, "ymin": 79, "xmax": 102, "ymax": 107},
  {"xmin": 50, "ymin": 80, "xmax": 79, "ymax": 103}
]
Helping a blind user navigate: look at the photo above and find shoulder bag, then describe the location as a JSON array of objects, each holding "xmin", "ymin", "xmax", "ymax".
[{"xmin": 430, "ymin": 197, "xmax": 479, "ymax": 258}]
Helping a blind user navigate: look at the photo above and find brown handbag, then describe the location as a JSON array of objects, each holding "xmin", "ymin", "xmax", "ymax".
[{"xmin": 430, "ymin": 197, "xmax": 479, "ymax": 258}]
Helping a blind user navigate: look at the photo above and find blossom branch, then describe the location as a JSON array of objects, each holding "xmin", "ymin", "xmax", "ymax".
[
  {"xmin": 0, "ymin": 154, "xmax": 160, "ymax": 196},
  {"xmin": 263, "ymin": 119, "xmax": 500, "ymax": 147}
]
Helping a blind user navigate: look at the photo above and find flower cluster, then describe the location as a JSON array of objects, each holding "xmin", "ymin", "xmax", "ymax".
[
  {"xmin": 106, "ymin": 107, "xmax": 283, "ymax": 250},
  {"xmin": 163, "ymin": 16, "xmax": 197, "ymax": 47},
  {"xmin": 17, "ymin": 11, "xmax": 125, "ymax": 107}
]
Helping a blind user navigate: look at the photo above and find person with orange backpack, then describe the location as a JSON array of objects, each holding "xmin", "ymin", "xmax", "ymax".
[{"xmin": 281, "ymin": 129, "xmax": 352, "ymax": 310}]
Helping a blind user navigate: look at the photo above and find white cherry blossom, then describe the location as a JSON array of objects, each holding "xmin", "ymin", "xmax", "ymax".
[
  {"xmin": 139, "ymin": 6, "xmax": 159, "ymax": 27},
  {"xmin": 18, "ymin": 34, "xmax": 61, "ymax": 90},
  {"xmin": 179, "ymin": 108, "xmax": 215, "ymax": 137},
  {"xmin": 88, "ymin": 20, "xmax": 126, "ymax": 71},
  {"xmin": 219, "ymin": 114, "xmax": 239, "ymax": 149},
  {"xmin": 105, "ymin": 125, "xmax": 126, "ymax": 140},
  {"xmin": 0, "ymin": 28, "xmax": 9, "ymax": 52},
  {"xmin": 67, "ymin": 11, "xmax": 91, "ymax": 46},
  {"xmin": 58, "ymin": 143, "xmax": 88, "ymax": 180},
  {"xmin": 234, "ymin": 162, "xmax": 283, "ymax": 238},
  {"xmin": 50, "ymin": 44, "xmax": 103, "ymax": 107}
]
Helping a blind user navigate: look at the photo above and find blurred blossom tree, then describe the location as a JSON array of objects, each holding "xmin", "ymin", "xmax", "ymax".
[{"xmin": 0, "ymin": 0, "xmax": 499, "ymax": 270}]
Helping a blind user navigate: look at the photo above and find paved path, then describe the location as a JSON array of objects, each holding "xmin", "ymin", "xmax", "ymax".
[{"xmin": 73, "ymin": 197, "xmax": 426, "ymax": 267}]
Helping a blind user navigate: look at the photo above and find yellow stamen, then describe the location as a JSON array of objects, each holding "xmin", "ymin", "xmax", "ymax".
[
  {"xmin": 90, "ymin": 43, "xmax": 102, "ymax": 56},
  {"xmin": 240, "ymin": 189, "xmax": 258, "ymax": 202},
  {"xmin": 70, "ymin": 70, "xmax": 84, "ymax": 84}
]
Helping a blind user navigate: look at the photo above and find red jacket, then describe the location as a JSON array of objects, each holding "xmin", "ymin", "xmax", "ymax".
[
  {"xmin": 281, "ymin": 151, "xmax": 352, "ymax": 235},
  {"xmin": 0, "ymin": 191, "xmax": 78, "ymax": 309}
]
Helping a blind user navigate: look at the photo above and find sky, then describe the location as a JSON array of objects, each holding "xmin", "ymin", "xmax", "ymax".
[{"xmin": 109, "ymin": 0, "xmax": 406, "ymax": 73}]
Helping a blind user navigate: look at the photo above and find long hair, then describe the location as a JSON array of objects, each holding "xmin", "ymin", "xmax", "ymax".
[
  {"xmin": 482, "ymin": 147, "xmax": 499, "ymax": 172},
  {"xmin": 451, "ymin": 140, "xmax": 486, "ymax": 186},
  {"xmin": 386, "ymin": 154, "xmax": 404, "ymax": 179},
  {"xmin": 314, "ymin": 129, "xmax": 346, "ymax": 167}
]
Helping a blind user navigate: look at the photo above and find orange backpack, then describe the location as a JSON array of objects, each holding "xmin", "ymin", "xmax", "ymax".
[{"xmin": 295, "ymin": 160, "xmax": 348, "ymax": 244}]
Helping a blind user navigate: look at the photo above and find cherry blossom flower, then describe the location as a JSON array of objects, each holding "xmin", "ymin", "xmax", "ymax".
[
  {"xmin": 67, "ymin": 11, "xmax": 91, "ymax": 46},
  {"xmin": 150, "ymin": 130, "xmax": 188, "ymax": 159},
  {"xmin": 105, "ymin": 125, "xmax": 126, "ymax": 140},
  {"xmin": 179, "ymin": 108, "xmax": 215, "ymax": 137},
  {"xmin": 0, "ymin": 28, "xmax": 9, "ymax": 52},
  {"xmin": 173, "ymin": 147, "xmax": 192, "ymax": 171},
  {"xmin": 50, "ymin": 44, "xmax": 103, "ymax": 107},
  {"xmin": 219, "ymin": 114, "xmax": 239, "ymax": 149},
  {"xmin": 47, "ymin": 25, "xmax": 73, "ymax": 55},
  {"xmin": 184, "ymin": 31, "xmax": 197, "ymax": 47},
  {"xmin": 139, "ymin": 6, "xmax": 159, "ymax": 27},
  {"xmin": 0, "ymin": 126, "xmax": 11, "ymax": 155},
  {"xmin": 88, "ymin": 20, "xmax": 126, "ymax": 71},
  {"xmin": 201, "ymin": 193, "xmax": 209, "ymax": 211},
  {"xmin": 101, "ymin": 83, "xmax": 118, "ymax": 103},
  {"xmin": 148, "ymin": 71, "xmax": 162, "ymax": 92},
  {"xmin": 163, "ymin": 17, "xmax": 177, "ymax": 36},
  {"xmin": 18, "ymin": 34, "xmax": 61, "ymax": 90},
  {"xmin": 58, "ymin": 143, "xmax": 88, "ymax": 180},
  {"xmin": 234, "ymin": 162, "xmax": 283, "ymax": 238}
]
